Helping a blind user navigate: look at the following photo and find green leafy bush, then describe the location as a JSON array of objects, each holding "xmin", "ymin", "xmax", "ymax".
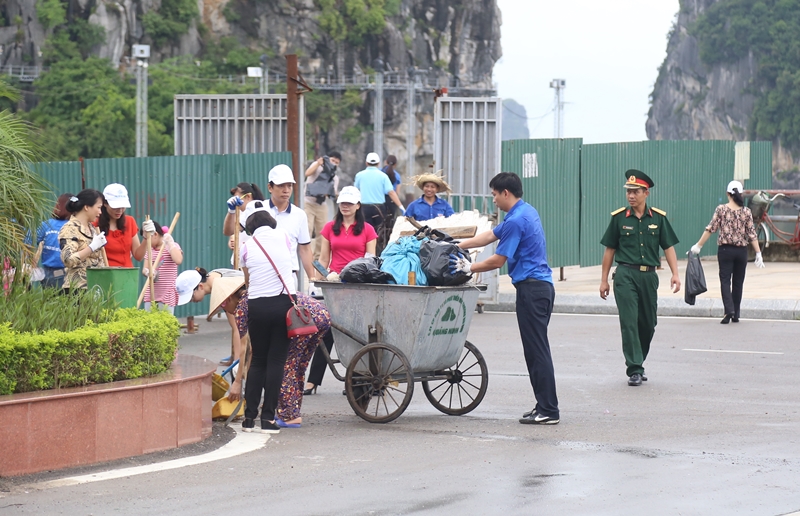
[
  {"xmin": 141, "ymin": 0, "xmax": 199, "ymax": 47},
  {"xmin": 0, "ymin": 282, "xmax": 118, "ymax": 333},
  {"xmin": 0, "ymin": 308, "xmax": 180, "ymax": 395}
]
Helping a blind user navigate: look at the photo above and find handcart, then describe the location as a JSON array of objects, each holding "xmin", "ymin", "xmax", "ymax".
[{"xmin": 315, "ymin": 282, "xmax": 489, "ymax": 423}]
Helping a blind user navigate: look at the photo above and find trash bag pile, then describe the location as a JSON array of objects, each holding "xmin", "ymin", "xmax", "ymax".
[
  {"xmin": 419, "ymin": 240, "xmax": 472, "ymax": 286},
  {"xmin": 340, "ymin": 256, "xmax": 395, "ymax": 284},
  {"xmin": 380, "ymin": 236, "xmax": 427, "ymax": 285}
]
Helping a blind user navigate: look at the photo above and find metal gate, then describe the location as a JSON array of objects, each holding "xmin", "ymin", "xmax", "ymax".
[
  {"xmin": 433, "ymin": 96, "xmax": 503, "ymax": 305},
  {"xmin": 174, "ymin": 94, "xmax": 288, "ymax": 155}
]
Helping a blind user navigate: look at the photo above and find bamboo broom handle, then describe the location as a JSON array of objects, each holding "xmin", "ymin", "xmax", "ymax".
[
  {"xmin": 136, "ymin": 212, "xmax": 181, "ymax": 308},
  {"xmin": 233, "ymin": 208, "xmax": 240, "ymax": 270}
]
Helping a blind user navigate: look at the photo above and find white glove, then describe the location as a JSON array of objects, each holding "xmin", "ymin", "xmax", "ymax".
[
  {"xmin": 449, "ymin": 255, "xmax": 472, "ymax": 274},
  {"xmin": 227, "ymin": 195, "xmax": 243, "ymax": 214},
  {"xmin": 399, "ymin": 205, "xmax": 406, "ymax": 216},
  {"xmin": 755, "ymin": 252, "xmax": 765, "ymax": 268},
  {"xmin": 142, "ymin": 219, "xmax": 156, "ymax": 235},
  {"xmin": 690, "ymin": 244, "xmax": 702, "ymax": 255},
  {"xmin": 89, "ymin": 231, "xmax": 107, "ymax": 252},
  {"xmin": 162, "ymin": 233, "xmax": 174, "ymax": 250},
  {"xmin": 142, "ymin": 268, "xmax": 160, "ymax": 281}
]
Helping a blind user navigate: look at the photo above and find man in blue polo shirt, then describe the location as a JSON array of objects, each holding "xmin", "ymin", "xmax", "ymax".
[
  {"xmin": 454, "ymin": 172, "xmax": 559, "ymax": 425},
  {"xmin": 354, "ymin": 152, "xmax": 405, "ymax": 251},
  {"xmin": 404, "ymin": 172, "xmax": 455, "ymax": 221}
]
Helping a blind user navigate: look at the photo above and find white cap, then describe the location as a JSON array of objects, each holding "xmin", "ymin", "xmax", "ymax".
[
  {"xmin": 727, "ymin": 180, "xmax": 744, "ymax": 194},
  {"xmin": 366, "ymin": 152, "xmax": 380, "ymax": 165},
  {"xmin": 240, "ymin": 200, "xmax": 270, "ymax": 227},
  {"xmin": 103, "ymin": 183, "xmax": 131, "ymax": 209},
  {"xmin": 268, "ymin": 164, "xmax": 296, "ymax": 185},
  {"xmin": 337, "ymin": 186, "xmax": 361, "ymax": 204},
  {"xmin": 176, "ymin": 270, "xmax": 202, "ymax": 306}
]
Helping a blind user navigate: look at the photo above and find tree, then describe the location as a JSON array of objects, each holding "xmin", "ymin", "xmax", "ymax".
[{"xmin": 0, "ymin": 81, "xmax": 50, "ymax": 276}]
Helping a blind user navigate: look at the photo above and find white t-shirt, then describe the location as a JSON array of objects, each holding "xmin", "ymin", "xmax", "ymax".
[
  {"xmin": 240, "ymin": 226, "xmax": 296, "ymax": 298},
  {"xmin": 269, "ymin": 200, "xmax": 311, "ymax": 271}
]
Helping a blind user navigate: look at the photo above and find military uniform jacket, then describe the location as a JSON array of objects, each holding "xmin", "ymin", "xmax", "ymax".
[{"xmin": 600, "ymin": 205, "xmax": 679, "ymax": 267}]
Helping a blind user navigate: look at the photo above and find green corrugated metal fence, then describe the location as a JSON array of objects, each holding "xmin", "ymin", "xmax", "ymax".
[
  {"xmin": 501, "ymin": 138, "xmax": 582, "ymax": 268},
  {"xmin": 38, "ymin": 152, "xmax": 292, "ymax": 318}
]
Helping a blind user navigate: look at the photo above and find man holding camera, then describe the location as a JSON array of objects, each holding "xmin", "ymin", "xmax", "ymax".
[{"xmin": 304, "ymin": 151, "xmax": 341, "ymax": 260}]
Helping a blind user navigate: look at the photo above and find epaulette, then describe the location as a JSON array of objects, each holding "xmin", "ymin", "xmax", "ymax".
[
  {"xmin": 610, "ymin": 207, "xmax": 626, "ymax": 216},
  {"xmin": 651, "ymin": 207, "xmax": 667, "ymax": 216}
]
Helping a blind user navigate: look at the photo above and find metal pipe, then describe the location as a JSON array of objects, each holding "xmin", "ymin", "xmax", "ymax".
[{"xmin": 286, "ymin": 54, "xmax": 300, "ymax": 196}]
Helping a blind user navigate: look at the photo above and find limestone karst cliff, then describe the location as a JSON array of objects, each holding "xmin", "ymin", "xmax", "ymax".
[{"xmin": 0, "ymin": 0, "xmax": 502, "ymax": 180}]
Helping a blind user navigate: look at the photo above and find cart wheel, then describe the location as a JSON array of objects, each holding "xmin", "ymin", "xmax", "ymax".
[
  {"xmin": 422, "ymin": 341, "xmax": 488, "ymax": 416},
  {"xmin": 345, "ymin": 343, "xmax": 414, "ymax": 424}
]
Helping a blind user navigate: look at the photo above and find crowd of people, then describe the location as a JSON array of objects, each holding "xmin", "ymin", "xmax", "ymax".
[{"xmin": 26, "ymin": 155, "xmax": 770, "ymax": 431}]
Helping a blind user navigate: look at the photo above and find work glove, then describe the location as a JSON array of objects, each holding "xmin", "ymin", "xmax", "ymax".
[
  {"xmin": 755, "ymin": 252, "xmax": 765, "ymax": 268},
  {"xmin": 690, "ymin": 244, "xmax": 702, "ymax": 255},
  {"xmin": 162, "ymin": 233, "xmax": 174, "ymax": 250},
  {"xmin": 142, "ymin": 219, "xmax": 156, "ymax": 235},
  {"xmin": 89, "ymin": 231, "xmax": 107, "ymax": 252},
  {"xmin": 448, "ymin": 254, "xmax": 472, "ymax": 274},
  {"xmin": 227, "ymin": 195, "xmax": 243, "ymax": 214},
  {"xmin": 142, "ymin": 267, "xmax": 160, "ymax": 282},
  {"xmin": 399, "ymin": 205, "xmax": 406, "ymax": 216}
]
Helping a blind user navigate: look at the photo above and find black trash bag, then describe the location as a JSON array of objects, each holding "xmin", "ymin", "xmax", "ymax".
[
  {"xmin": 340, "ymin": 256, "xmax": 395, "ymax": 284},
  {"xmin": 419, "ymin": 240, "xmax": 472, "ymax": 286},
  {"xmin": 684, "ymin": 252, "xmax": 708, "ymax": 305}
]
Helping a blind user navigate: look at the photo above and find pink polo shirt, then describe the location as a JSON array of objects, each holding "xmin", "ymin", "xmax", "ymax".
[{"xmin": 320, "ymin": 221, "xmax": 378, "ymax": 273}]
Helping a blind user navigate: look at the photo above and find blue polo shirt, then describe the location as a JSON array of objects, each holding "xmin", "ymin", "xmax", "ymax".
[
  {"xmin": 36, "ymin": 219, "xmax": 68, "ymax": 268},
  {"xmin": 493, "ymin": 200, "xmax": 552, "ymax": 284},
  {"xmin": 404, "ymin": 196, "xmax": 455, "ymax": 221},
  {"xmin": 354, "ymin": 166, "xmax": 393, "ymax": 204}
]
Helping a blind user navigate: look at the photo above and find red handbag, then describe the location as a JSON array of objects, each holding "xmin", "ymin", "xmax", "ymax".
[{"xmin": 253, "ymin": 238, "xmax": 318, "ymax": 338}]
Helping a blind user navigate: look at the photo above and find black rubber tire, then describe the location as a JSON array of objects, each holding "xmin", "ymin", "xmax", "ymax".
[
  {"xmin": 422, "ymin": 341, "xmax": 488, "ymax": 416},
  {"xmin": 344, "ymin": 343, "xmax": 414, "ymax": 424}
]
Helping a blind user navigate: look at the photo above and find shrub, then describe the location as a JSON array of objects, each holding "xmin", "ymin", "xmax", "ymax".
[{"xmin": 0, "ymin": 308, "xmax": 180, "ymax": 394}]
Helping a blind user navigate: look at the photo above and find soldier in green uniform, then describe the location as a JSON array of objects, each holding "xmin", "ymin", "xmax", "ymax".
[{"xmin": 599, "ymin": 170, "xmax": 681, "ymax": 386}]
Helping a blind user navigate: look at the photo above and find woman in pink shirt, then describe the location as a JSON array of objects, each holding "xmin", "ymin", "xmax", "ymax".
[
  {"xmin": 305, "ymin": 186, "xmax": 377, "ymax": 395},
  {"xmin": 317, "ymin": 186, "xmax": 378, "ymax": 274}
]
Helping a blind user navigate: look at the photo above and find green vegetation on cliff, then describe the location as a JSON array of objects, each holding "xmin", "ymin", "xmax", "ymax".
[{"xmin": 692, "ymin": 0, "xmax": 800, "ymax": 147}]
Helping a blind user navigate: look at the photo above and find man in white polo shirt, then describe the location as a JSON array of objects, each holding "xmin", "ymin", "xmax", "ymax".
[{"xmin": 265, "ymin": 164, "xmax": 316, "ymax": 282}]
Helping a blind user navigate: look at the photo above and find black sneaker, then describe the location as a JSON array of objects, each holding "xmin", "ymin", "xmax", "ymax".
[
  {"xmin": 242, "ymin": 418, "xmax": 255, "ymax": 432},
  {"xmin": 260, "ymin": 420, "xmax": 281, "ymax": 434},
  {"xmin": 519, "ymin": 412, "xmax": 559, "ymax": 425},
  {"xmin": 628, "ymin": 373, "xmax": 643, "ymax": 386}
]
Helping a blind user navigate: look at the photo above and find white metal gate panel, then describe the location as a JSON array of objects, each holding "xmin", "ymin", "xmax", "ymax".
[
  {"xmin": 433, "ymin": 96, "xmax": 502, "ymax": 305},
  {"xmin": 174, "ymin": 95, "xmax": 287, "ymax": 155}
]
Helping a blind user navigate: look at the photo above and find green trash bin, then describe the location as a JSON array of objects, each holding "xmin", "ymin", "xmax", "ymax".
[{"xmin": 86, "ymin": 267, "xmax": 139, "ymax": 308}]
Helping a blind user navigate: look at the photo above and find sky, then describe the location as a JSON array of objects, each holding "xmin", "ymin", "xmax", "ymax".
[{"xmin": 494, "ymin": 0, "xmax": 680, "ymax": 144}]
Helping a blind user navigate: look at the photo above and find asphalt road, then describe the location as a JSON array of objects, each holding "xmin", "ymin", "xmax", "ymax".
[{"xmin": 2, "ymin": 313, "xmax": 799, "ymax": 515}]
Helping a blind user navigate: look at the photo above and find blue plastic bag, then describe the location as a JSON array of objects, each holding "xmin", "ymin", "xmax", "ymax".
[{"xmin": 379, "ymin": 236, "xmax": 428, "ymax": 285}]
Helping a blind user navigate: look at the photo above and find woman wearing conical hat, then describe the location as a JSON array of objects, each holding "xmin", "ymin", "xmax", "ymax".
[{"xmin": 403, "ymin": 172, "xmax": 455, "ymax": 221}]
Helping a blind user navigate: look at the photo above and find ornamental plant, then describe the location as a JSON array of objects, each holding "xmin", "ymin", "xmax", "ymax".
[{"xmin": 0, "ymin": 308, "xmax": 180, "ymax": 395}]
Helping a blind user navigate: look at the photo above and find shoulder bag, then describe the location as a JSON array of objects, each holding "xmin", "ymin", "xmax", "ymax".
[{"xmin": 252, "ymin": 237, "xmax": 318, "ymax": 338}]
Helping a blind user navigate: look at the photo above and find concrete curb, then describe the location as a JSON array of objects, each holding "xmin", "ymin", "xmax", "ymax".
[{"xmin": 482, "ymin": 292, "xmax": 800, "ymax": 320}]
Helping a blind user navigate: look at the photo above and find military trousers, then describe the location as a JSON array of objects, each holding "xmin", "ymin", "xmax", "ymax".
[{"xmin": 613, "ymin": 265, "xmax": 659, "ymax": 377}]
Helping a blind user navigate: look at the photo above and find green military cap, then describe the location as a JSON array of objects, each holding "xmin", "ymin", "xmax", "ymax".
[{"xmin": 623, "ymin": 169, "xmax": 654, "ymax": 189}]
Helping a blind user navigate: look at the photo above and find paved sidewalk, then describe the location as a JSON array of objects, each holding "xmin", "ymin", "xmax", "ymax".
[{"xmin": 487, "ymin": 258, "xmax": 800, "ymax": 320}]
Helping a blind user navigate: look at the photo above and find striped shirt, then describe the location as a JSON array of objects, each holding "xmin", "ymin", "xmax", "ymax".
[{"xmin": 142, "ymin": 243, "xmax": 182, "ymax": 306}]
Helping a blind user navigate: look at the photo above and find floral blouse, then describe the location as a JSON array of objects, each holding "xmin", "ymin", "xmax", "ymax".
[
  {"xmin": 59, "ymin": 218, "xmax": 105, "ymax": 289},
  {"xmin": 706, "ymin": 204, "xmax": 758, "ymax": 247}
]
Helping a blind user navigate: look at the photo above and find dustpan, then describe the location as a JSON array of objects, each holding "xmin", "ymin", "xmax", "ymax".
[
  {"xmin": 212, "ymin": 397, "xmax": 245, "ymax": 420},
  {"xmin": 211, "ymin": 373, "xmax": 229, "ymax": 402}
]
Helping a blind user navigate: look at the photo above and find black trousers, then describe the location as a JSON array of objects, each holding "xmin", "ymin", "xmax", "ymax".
[
  {"xmin": 246, "ymin": 294, "xmax": 293, "ymax": 422},
  {"xmin": 362, "ymin": 204, "xmax": 388, "ymax": 253},
  {"xmin": 717, "ymin": 244, "xmax": 748, "ymax": 317},
  {"xmin": 515, "ymin": 279, "xmax": 559, "ymax": 418},
  {"xmin": 306, "ymin": 329, "xmax": 334, "ymax": 386}
]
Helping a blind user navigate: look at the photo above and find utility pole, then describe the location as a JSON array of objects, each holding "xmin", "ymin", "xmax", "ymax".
[
  {"xmin": 549, "ymin": 78, "xmax": 566, "ymax": 138},
  {"xmin": 260, "ymin": 54, "xmax": 268, "ymax": 94},
  {"xmin": 373, "ymin": 58, "xmax": 384, "ymax": 157},
  {"xmin": 133, "ymin": 45, "xmax": 150, "ymax": 157},
  {"xmin": 406, "ymin": 67, "xmax": 416, "ymax": 189}
]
